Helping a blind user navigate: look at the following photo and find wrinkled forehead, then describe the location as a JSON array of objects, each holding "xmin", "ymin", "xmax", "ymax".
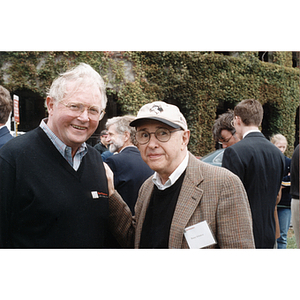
[{"xmin": 63, "ymin": 81, "xmax": 102, "ymax": 104}]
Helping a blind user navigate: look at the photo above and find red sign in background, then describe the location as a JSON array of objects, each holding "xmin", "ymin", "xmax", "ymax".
[{"xmin": 13, "ymin": 95, "xmax": 19, "ymax": 124}]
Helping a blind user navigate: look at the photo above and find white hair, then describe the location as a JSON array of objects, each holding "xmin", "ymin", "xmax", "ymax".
[{"xmin": 47, "ymin": 63, "xmax": 107, "ymax": 108}]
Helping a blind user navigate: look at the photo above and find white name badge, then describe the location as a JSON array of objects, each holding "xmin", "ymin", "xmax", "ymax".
[
  {"xmin": 184, "ymin": 220, "xmax": 217, "ymax": 249},
  {"xmin": 91, "ymin": 191, "xmax": 99, "ymax": 199}
]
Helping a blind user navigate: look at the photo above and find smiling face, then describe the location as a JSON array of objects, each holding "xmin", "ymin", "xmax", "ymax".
[
  {"xmin": 46, "ymin": 82, "xmax": 102, "ymax": 156},
  {"xmin": 136, "ymin": 120, "xmax": 190, "ymax": 184}
]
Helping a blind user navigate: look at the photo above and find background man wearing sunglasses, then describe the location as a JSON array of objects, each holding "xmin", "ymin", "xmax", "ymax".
[
  {"xmin": 0, "ymin": 63, "xmax": 132, "ymax": 248},
  {"xmin": 108, "ymin": 101, "xmax": 255, "ymax": 248}
]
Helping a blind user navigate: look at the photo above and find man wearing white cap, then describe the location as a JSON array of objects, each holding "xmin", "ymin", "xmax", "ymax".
[{"xmin": 108, "ymin": 101, "xmax": 255, "ymax": 248}]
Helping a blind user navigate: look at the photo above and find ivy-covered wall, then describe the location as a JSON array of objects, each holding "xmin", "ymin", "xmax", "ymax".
[
  {"xmin": 0, "ymin": 51, "xmax": 299, "ymax": 157},
  {"xmin": 118, "ymin": 52, "xmax": 299, "ymax": 158},
  {"xmin": 0, "ymin": 51, "xmax": 125, "ymax": 98}
]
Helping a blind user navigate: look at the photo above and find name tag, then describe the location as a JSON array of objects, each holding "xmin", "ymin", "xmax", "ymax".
[
  {"xmin": 91, "ymin": 191, "xmax": 108, "ymax": 199},
  {"xmin": 184, "ymin": 220, "xmax": 216, "ymax": 249}
]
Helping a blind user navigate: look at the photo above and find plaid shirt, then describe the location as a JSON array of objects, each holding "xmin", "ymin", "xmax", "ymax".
[{"xmin": 40, "ymin": 119, "xmax": 87, "ymax": 171}]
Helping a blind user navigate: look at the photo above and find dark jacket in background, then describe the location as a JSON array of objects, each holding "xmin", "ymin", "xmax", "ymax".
[
  {"xmin": 0, "ymin": 126, "xmax": 13, "ymax": 149},
  {"xmin": 105, "ymin": 146, "xmax": 154, "ymax": 214},
  {"xmin": 222, "ymin": 132, "xmax": 285, "ymax": 248},
  {"xmin": 94, "ymin": 142, "xmax": 108, "ymax": 154},
  {"xmin": 278, "ymin": 156, "xmax": 292, "ymax": 207},
  {"xmin": 290, "ymin": 144, "xmax": 299, "ymax": 200}
]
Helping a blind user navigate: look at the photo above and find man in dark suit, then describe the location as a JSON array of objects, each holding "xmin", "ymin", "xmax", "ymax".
[
  {"xmin": 222, "ymin": 99, "xmax": 285, "ymax": 248},
  {"xmin": 0, "ymin": 85, "xmax": 13, "ymax": 149},
  {"xmin": 105, "ymin": 115, "xmax": 153, "ymax": 214}
]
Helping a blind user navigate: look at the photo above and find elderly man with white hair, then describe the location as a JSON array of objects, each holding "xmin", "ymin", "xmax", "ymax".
[{"xmin": 0, "ymin": 63, "xmax": 132, "ymax": 248}]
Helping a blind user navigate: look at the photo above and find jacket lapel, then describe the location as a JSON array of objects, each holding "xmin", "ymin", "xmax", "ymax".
[{"xmin": 169, "ymin": 153, "xmax": 204, "ymax": 249}]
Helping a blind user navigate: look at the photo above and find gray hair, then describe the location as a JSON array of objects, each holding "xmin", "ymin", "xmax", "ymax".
[
  {"xmin": 106, "ymin": 115, "xmax": 137, "ymax": 145},
  {"xmin": 47, "ymin": 63, "xmax": 107, "ymax": 109}
]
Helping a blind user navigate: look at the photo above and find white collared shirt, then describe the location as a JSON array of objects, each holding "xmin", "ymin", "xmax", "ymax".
[
  {"xmin": 152, "ymin": 153, "xmax": 189, "ymax": 190},
  {"xmin": 243, "ymin": 129, "xmax": 261, "ymax": 139}
]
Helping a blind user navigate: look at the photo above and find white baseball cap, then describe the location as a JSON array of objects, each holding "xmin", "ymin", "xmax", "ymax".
[{"xmin": 130, "ymin": 101, "xmax": 188, "ymax": 130}]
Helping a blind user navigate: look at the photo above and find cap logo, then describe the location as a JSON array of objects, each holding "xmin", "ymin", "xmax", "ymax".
[{"xmin": 150, "ymin": 104, "xmax": 163, "ymax": 114}]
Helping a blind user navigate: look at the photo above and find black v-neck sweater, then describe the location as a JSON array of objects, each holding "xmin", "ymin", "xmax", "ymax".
[
  {"xmin": 139, "ymin": 171, "xmax": 186, "ymax": 248},
  {"xmin": 0, "ymin": 127, "xmax": 110, "ymax": 248}
]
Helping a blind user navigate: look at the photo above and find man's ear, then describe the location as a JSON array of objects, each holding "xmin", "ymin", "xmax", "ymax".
[
  {"xmin": 46, "ymin": 96, "xmax": 55, "ymax": 116},
  {"xmin": 235, "ymin": 116, "xmax": 242, "ymax": 126},
  {"xmin": 181, "ymin": 130, "xmax": 190, "ymax": 150},
  {"xmin": 124, "ymin": 131, "xmax": 130, "ymax": 142}
]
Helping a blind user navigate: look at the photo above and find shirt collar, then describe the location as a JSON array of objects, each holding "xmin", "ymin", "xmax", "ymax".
[
  {"xmin": 243, "ymin": 129, "xmax": 261, "ymax": 139},
  {"xmin": 39, "ymin": 119, "xmax": 87, "ymax": 169},
  {"xmin": 152, "ymin": 153, "xmax": 189, "ymax": 190}
]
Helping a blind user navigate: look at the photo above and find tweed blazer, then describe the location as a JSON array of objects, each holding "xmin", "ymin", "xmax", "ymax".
[
  {"xmin": 133, "ymin": 152, "xmax": 255, "ymax": 249},
  {"xmin": 109, "ymin": 152, "xmax": 255, "ymax": 249}
]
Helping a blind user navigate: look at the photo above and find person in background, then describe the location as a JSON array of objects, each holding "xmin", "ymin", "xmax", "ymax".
[
  {"xmin": 107, "ymin": 101, "xmax": 255, "ymax": 249},
  {"xmin": 0, "ymin": 63, "xmax": 133, "ymax": 248},
  {"xmin": 212, "ymin": 109, "xmax": 240, "ymax": 148},
  {"xmin": 222, "ymin": 99, "xmax": 285, "ymax": 249},
  {"xmin": 94, "ymin": 129, "xmax": 109, "ymax": 154},
  {"xmin": 0, "ymin": 85, "xmax": 13, "ymax": 149},
  {"xmin": 290, "ymin": 144, "xmax": 299, "ymax": 248},
  {"xmin": 101, "ymin": 149, "xmax": 114, "ymax": 162},
  {"xmin": 271, "ymin": 133, "xmax": 292, "ymax": 249},
  {"xmin": 105, "ymin": 115, "xmax": 154, "ymax": 214}
]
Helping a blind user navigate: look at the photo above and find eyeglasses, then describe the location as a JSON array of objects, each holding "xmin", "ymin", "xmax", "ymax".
[
  {"xmin": 135, "ymin": 128, "xmax": 182, "ymax": 145},
  {"xmin": 60, "ymin": 101, "xmax": 105, "ymax": 120},
  {"xmin": 218, "ymin": 134, "xmax": 234, "ymax": 145}
]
